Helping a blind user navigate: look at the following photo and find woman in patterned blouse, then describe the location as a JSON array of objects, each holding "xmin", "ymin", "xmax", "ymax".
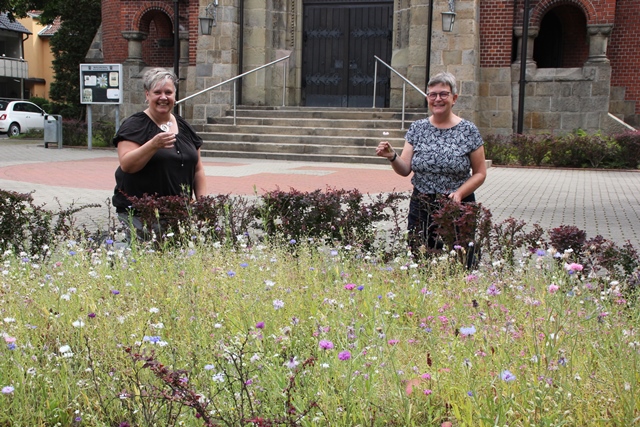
[{"xmin": 375, "ymin": 72, "xmax": 487, "ymax": 266}]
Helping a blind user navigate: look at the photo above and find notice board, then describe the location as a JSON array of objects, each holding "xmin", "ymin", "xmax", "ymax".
[{"xmin": 79, "ymin": 64, "xmax": 123, "ymax": 104}]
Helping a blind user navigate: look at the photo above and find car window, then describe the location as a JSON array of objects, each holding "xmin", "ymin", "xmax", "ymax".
[
  {"xmin": 12, "ymin": 103, "xmax": 24, "ymax": 112},
  {"xmin": 0, "ymin": 102, "xmax": 6, "ymax": 111},
  {"xmin": 23, "ymin": 103, "xmax": 43, "ymax": 114}
]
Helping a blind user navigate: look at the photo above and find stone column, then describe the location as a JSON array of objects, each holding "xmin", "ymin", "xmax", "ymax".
[
  {"xmin": 586, "ymin": 24, "xmax": 613, "ymax": 64},
  {"xmin": 513, "ymin": 26, "xmax": 539, "ymax": 65},
  {"xmin": 121, "ymin": 31, "xmax": 148, "ymax": 64},
  {"xmin": 179, "ymin": 31, "xmax": 189, "ymax": 65}
]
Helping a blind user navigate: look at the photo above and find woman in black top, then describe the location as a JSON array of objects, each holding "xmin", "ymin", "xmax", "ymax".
[{"xmin": 112, "ymin": 68, "xmax": 207, "ymax": 240}]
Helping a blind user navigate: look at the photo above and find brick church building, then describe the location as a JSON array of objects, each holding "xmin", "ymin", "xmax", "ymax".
[{"xmin": 91, "ymin": 0, "xmax": 639, "ymax": 135}]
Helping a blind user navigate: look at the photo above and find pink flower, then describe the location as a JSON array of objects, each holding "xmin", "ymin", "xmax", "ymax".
[
  {"xmin": 338, "ymin": 350, "xmax": 351, "ymax": 361},
  {"xmin": 255, "ymin": 322, "xmax": 265, "ymax": 329},
  {"xmin": 319, "ymin": 340, "xmax": 334, "ymax": 350},
  {"xmin": 548, "ymin": 284, "xmax": 559, "ymax": 294},
  {"xmin": 421, "ymin": 373, "xmax": 431, "ymax": 380},
  {"xmin": 566, "ymin": 263, "xmax": 584, "ymax": 272},
  {"xmin": 344, "ymin": 283, "xmax": 356, "ymax": 290},
  {"xmin": 387, "ymin": 339, "xmax": 399, "ymax": 346},
  {"xmin": 423, "ymin": 389, "xmax": 433, "ymax": 395},
  {"xmin": 4, "ymin": 336, "xmax": 16, "ymax": 343}
]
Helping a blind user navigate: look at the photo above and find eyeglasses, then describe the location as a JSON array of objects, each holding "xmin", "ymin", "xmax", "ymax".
[{"xmin": 426, "ymin": 91, "xmax": 451, "ymax": 100}]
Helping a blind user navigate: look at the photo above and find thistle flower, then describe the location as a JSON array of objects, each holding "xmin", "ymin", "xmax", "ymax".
[
  {"xmin": 338, "ymin": 350, "xmax": 351, "ymax": 361},
  {"xmin": 319, "ymin": 340, "xmax": 334, "ymax": 350}
]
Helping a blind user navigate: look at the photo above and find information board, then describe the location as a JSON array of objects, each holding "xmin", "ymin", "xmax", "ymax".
[{"xmin": 79, "ymin": 64, "xmax": 123, "ymax": 104}]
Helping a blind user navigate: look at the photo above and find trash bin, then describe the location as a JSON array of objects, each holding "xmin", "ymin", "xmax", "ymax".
[{"xmin": 44, "ymin": 114, "xmax": 63, "ymax": 148}]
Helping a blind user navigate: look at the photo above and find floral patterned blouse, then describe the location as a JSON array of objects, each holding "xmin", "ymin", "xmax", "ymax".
[{"xmin": 405, "ymin": 118, "xmax": 483, "ymax": 195}]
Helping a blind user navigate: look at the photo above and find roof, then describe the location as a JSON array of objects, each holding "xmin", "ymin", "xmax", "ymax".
[
  {"xmin": 38, "ymin": 16, "xmax": 61, "ymax": 37},
  {"xmin": 0, "ymin": 12, "xmax": 32, "ymax": 34}
]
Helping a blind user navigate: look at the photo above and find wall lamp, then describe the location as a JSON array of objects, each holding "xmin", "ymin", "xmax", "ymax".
[
  {"xmin": 199, "ymin": 0, "xmax": 218, "ymax": 35},
  {"xmin": 441, "ymin": 0, "xmax": 456, "ymax": 32}
]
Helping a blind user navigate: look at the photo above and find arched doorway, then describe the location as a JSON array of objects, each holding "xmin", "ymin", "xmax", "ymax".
[
  {"xmin": 301, "ymin": 0, "xmax": 393, "ymax": 107},
  {"xmin": 533, "ymin": 5, "xmax": 588, "ymax": 68}
]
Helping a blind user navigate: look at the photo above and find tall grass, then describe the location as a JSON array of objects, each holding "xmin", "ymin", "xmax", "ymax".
[{"xmin": 1, "ymin": 235, "xmax": 638, "ymax": 426}]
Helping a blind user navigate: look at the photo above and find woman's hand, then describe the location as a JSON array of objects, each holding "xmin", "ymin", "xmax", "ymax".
[
  {"xmin": 376, "ymin": 140, "xmax": 395, "ymax": 160},
  {"xmin": 448, "ymin": 191, "xmax": 463, "ymax": 203},
  {"xmin": 153, "ymin": 131, "xmax": 176, "ymax": 149}
]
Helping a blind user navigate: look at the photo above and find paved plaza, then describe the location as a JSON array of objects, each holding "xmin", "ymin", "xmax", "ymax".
[{"xmin": 1, "ymin": 138, "xmax": 639, "ymax": 248}]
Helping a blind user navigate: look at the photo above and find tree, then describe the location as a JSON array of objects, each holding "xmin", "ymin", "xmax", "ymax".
[
  {"xmin": 4, "ymin": 0, "xmax": 101, "ymax": 119},
  {"xmin": 48, "ymin": 0, "xmax": 101, "ymax": 118}
]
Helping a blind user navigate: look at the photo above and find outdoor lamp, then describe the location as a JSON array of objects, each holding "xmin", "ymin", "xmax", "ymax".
[
  {"xmin": 199, "ymin": 0, "xmax": 218, "ymax": 35},
  {"xmin": 441, "ymin": 0, "xmax": 456, "ymax": 32}
]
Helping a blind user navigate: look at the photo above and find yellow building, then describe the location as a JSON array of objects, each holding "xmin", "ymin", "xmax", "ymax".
[{"xmin": 18, "ymin": 11, "xmax": 58, "ymax": 100}]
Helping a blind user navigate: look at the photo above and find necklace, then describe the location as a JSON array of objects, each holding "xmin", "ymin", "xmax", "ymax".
[{"xmin": 160, "ymin": 121, "xmax": 173, "ymax": 132}]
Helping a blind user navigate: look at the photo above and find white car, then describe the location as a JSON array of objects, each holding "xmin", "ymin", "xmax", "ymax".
[{"xmin": 0, "ymin": 100, "xmax": 47, "ymax": 136}]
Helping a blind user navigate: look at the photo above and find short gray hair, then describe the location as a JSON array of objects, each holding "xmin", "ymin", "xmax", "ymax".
[
  {"xmin": 427, "ymin": 72, "xmax": 458, "ymax": 95},
  {"xmin": 142, "ymin": 68, "xmax": 178, "ymax": 92}
]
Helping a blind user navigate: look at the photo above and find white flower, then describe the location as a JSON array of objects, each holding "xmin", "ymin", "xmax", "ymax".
[
  {"xmin": 273, "ymin": 299, "xmax": 285, "ymax": 310},
  {"xmin": 59, "ymin": 345, "xmax": 74, "ymax": 358},
  {"xmin": 72, "ymin": 320, "xmax": 85, "ymax": 328},
  {"xmin": 3, "ymin": 317, "xmax": 16, "ymax": 323},
  {"xmin": 212, "ymin": 372, "xmax": 225, "ymax": 382},
  {"xmin": 149, "ymin": 307, "xmax": 160, "ymax": 313}
]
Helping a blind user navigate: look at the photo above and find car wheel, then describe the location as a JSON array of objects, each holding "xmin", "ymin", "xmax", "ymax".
[{"xmin": 8, "ymin": 123, "xmax": 20, "ymax": 137}]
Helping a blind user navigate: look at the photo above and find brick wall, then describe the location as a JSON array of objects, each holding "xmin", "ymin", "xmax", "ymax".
[
  {"xmin": 609, "ymin": 0, "xmax": 640, "ymax": 114},
  {"xmin": 101, "ymin": 0, "xmax": 198, "ymax": 66},
  {"xmin": 479, "ymin": 0, "xmax": 514, "ymax": 68}
]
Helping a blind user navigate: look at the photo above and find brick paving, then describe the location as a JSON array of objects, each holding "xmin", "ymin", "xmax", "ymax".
[{"xmin": 1, "ymin": 139, "xmax": 639, "ymax": 248}]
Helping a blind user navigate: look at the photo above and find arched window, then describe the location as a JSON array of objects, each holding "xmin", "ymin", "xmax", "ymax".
[
  {"xmin": 139, "ymin": 9, "xmax": 175, "ymax": 68},
  {"xmin": 533, "ymin": 5, "xmax": 588, "ymax": 68}
]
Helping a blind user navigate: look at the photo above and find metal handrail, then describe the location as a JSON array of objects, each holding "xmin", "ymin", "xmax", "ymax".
[
  {"xmin": 176, "ymin": 55, "xmax": 290, "ymax": 125},
  {"xmin": 373, "ymin": 55, "xmax": 426, "ymax": 129}
]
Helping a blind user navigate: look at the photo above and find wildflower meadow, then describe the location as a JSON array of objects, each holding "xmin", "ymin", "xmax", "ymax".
[{"xmin": 1, "ymin": 188, "xmax": 639, "ymax": 426}]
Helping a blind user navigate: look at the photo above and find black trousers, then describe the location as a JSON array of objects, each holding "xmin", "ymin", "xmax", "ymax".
[{"xmin": 407, "ymin": 188, "xmax": 478, "ymax": 268}]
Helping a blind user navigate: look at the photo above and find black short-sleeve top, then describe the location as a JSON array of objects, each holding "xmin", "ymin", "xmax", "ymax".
[
  {"xmin": 112, "ymin": 112, "xmax": 203, "ymax": 211},
  {"xmin": 405, "ymin": 118, "xmax": 483, "ymax": 195}
]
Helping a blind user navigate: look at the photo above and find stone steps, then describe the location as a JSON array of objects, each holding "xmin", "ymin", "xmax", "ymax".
[{"xmin": 197, "ymin": 106, "xmax": 427, "ymax": 164}]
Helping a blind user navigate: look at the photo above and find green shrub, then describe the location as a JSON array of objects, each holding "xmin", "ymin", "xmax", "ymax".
[
  {"xmin": 613, "ymin": 130, "xmax": 640, "ymax": 169},
  {"xmin": 61, "ymin": 119, "xmax": 113, "ymax": 147},
  {"xmin": 483, "ymin": 134, "xmax": 516, "ymax": 165}
]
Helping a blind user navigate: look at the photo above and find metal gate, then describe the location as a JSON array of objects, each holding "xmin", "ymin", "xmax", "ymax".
[{"xmin": 302, "ymin": 0, "xmax": 393, "ymax": 108}]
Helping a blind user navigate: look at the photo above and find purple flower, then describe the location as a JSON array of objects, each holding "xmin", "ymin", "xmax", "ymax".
[
  {"xmin": 88, "ymin": 312, "xmax": 96, "ymax": 318},
  {"xmin": 338, "ymin": 350, "xmax": 351, "ymax": 361},
  {"xmin": 1, "ymin": 386, "xmax": 14, "ymax": 394},
  {"xmin": 289, "ymin": 239, "xmax": 297, "ymax": 244},
  {"xmin": 319, "ymin": 340, "xmax": 334, "ymax": 350},
  {"xmin": 487, "ymin": 284, "xmax": 501, "ymax": 296},
  {"xmin": 105, "ymin": 239, "xmax": 114, "ymax": 245},
  {"xmin": 284, "ymin": 356, "xmax": 299, "ymax": 370},
  {"xmin": 240, "ymin": 263, "xmax": 248, "ymax": 268},
  {"xmin": 255, "ymin": 321, "xmax": 265, "ymax": 329},
  {"xmin": 459, "ymin": 325, "xmax": 476, "ymax": 336},
  {"xmin": 501, "ymin": 370, "xmax": 516, "ymax": 382},
  {"xmin": 536, "ymin": 249, "xmax": 546, "ymax": 256},
  {"xmin": 227, "ymin": 271, "xmax": 236, "ymax": 277},
  {"xmin": 111, "ymin": 290, "xmax": 120, "ymax": 295},
  {"xmin": 467, "ymin": 391, "xmax": 474, "ymax": 397},
  {"xmin": 7, "ymin": 343, "xmax": 16, "ymax": 350},
  {"xmin": 357, "ymin": 285, "xmax": 364, "ymax": 291}
]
